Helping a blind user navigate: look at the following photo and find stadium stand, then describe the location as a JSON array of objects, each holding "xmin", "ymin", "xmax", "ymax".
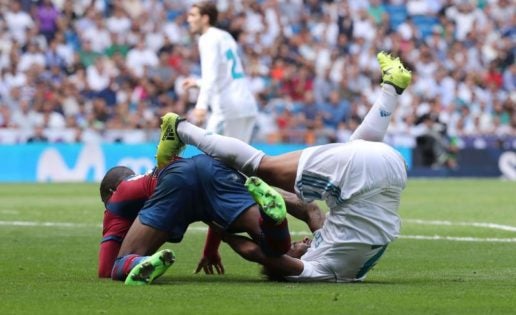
[{"xmin": 0, "ymin": 0, "xmax": 513, "ymax": 156}]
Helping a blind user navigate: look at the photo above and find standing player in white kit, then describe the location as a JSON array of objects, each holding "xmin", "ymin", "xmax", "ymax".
[
  {"xmin": 182, "ymin": 1, "xmax": 258, "ymax": 143},
  {"xmin": 160, "ymin": 51, "xmax": 412, "ymax": 282}
]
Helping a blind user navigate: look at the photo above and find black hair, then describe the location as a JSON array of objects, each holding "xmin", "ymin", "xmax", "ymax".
[
  {"xmin": 261, "ymin": 266, "xmax": 288, "ymax": 282},
  {"xmin": 99, "ymin": 166, "xmax": 135, "ymax": 205},
  {"xmin": 193, "ymin": 1, "xmax": 218, "ymax": 26}
]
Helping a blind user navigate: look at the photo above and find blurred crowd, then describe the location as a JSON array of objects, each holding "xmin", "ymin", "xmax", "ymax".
[{"xmin": 0, "ymin": 0, "xmax": 514, "ymax": 156}]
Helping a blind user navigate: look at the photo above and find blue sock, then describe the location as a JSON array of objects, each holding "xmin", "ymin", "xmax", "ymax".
[{"xmin": 111, "ymin": 254, "xmax": 148, "ymax": 281}]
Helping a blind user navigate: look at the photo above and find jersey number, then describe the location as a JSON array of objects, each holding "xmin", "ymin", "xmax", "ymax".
[{"xmin": 225, "ymin": 49, "xmax": 244, "ymax": 79}]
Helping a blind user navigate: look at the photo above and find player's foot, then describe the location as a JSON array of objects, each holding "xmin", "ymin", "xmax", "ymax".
[
  {"xmin": 245, "ymin": 176, "xmax": 286, "ymax": 224},
  {"xmin": 156, "ymin": 113, "xmax": 185, "ymax": 169},
  {"xmin": 125, "ymin": 249, "xmax": 175, "ymax": 285},
  {"xmin": 377, "ymin": 51, "xmax": 412, "ymax": 94}
]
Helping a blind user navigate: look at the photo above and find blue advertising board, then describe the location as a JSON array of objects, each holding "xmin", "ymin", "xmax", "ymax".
[
  {"xmin": 0, "ymin": 143, "xmax": 313, "ymax": 182},
  {"xmin": 8, "ymin": 142, "xmax": 510, "ymax": 183}
]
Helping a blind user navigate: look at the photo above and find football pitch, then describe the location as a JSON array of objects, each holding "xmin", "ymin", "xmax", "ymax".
[{"xmin": 1, "ymin": 179, "xmax": 515, "ymax": 315}]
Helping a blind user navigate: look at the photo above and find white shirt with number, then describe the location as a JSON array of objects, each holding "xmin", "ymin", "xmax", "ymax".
[
  {"xmin": 295, "ymin": 140, "xmax": 407, "ymax": 245},
  {"xmin": 196, "ymin": 27, "xmax": 257, "ymax": 119},
  {"xmin": 287, "ymin": 140, "xmax": 408, "ymax": 282}
]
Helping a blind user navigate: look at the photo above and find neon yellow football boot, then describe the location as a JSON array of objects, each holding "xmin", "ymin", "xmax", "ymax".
[
  {"xmin": 377, "ymin": 51, "xmax": 412, "ymax": 94},
  {"xmin": 156, "ymin": 113, "xmax": 185, "ymax": 169},
  {"xmin": 125, "ymin": 249, "xmax": 175, "ymax": 285},
  {"xmin": 245, "ymin": 176, "xmax": 286, "ymax": 224}
]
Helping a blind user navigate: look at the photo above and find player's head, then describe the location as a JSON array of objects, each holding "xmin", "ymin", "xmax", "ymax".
[
  {"xmin": 99, "ymin": 166, "xmax": 135, "ymax": 205},
  {"xmin": 188, "ymin": 1, "xmax": 218, "ymax": 34}
]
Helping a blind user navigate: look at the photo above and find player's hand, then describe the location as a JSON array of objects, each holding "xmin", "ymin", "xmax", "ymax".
[
  {"xmin": 182, "ymin": 78, "xmax": 198, "ymax": 90},
  {"xmin": 194, "ymin": 252, "xmax": 225, "ymax": 275},
  {"xmin": 193, "ymin": 108, "xmax": 207, "ymax": 126}
]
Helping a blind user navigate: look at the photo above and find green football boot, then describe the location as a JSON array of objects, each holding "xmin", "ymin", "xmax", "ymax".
[
  {"xmin": 156, "ymin": 113, "xmax": 185, "ymax": 169},
  {"xmin": 377, "ymin": 51, "xmax": 412, "ymax": 94},
  {"xmin": 125, "ymin": 249, "xmax": 176, "ymax": 285},
  {"xmin": 245, "ymin": 176, "xmax": 286, "ymax": 224}
]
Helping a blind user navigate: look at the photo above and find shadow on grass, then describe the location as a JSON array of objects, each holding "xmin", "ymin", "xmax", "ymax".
[
  {"xmin": 153, "ymin": 276, "xmax": 480, "ymax": 286},
  {"xmin": 156, "ymin": 274, "xmax": 266, "ymax": 285},
  {"xmin": 153, "ymin": 275, "xmax": 402, "ymax": 286}
]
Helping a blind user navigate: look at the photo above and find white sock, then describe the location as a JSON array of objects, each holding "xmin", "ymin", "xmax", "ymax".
[
  {"xmin": 177, "ymin": 121, "xmax": 265, "ymax": 175},
  {"xmin": 350, "ymin": 84, "xmax": 398, "ymax": 142}
]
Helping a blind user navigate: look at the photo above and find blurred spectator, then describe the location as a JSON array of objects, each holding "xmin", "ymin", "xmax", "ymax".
[
  {"xmin": 126, "ymin": 36, "xmax": 158, "ymax": 78},
  {"xmin": 313, "ymin": 68, "xmax": 335, "ymax": 105},
  {"xmin": 413, "ymin": 112, "xmax": 450, "ymax": 168},
  {"xmin": 18, "ymin": 42, "xmax": 45, "ymax": 72},
  {"xmin": 106, "ymin": 5, "xmax": 132, "ymax": 37},
  {"xmin": 0, "ymin": 0, "xmax": 512, "ymax": 154},
  {"xmin": 445, "ymin": 0, "xmax": 487, "ymax": 42},
  {"xmin": 78, "ymin": 39, "xmax": 101, "ymax": 67},
  {"xmin": 320, "ymin": 90, "xmax": 350, "ymax": 131},
  {"xmin": 4, "ymin": 2, "xmax": 34, "ymax": 46},
  {"xmin": 147, "ymin": 51, "xmax": 176, "ymax": 95},
  {"xmin": 86, "ymin": 57, "xmax": 114, "ymax": 92},
  {"xmin": 27, "ymin": 125, "xmax": 49, "ymax": 143},
  {"xmin": 11, "ymin": 99, "xmax": 43, "ymax": 129},
  {"xmin": 36, "ymin": 0, "xmax": 60, "ymax": 43},
  {"xmin": 0, "ymin": 105, "xmax": 12, "ymax": 128},
  {"xmin": 82, "ymin": 14, "xmax": 112, "ymax": 53}
]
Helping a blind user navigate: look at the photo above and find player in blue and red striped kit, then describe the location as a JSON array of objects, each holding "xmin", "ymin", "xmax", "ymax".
[
  {"xmin": 98, "ymin": 166, "xmax": 157, "ymax": 278},
  {"xmin": 98, "ymin": 155, "xmax": 323, "ymax": 283}
]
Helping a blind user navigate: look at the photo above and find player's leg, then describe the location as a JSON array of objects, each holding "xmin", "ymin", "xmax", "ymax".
[
  {"xmin": 222, "ymin": 233, "xmax": 304, "ymax": 277},
  {"xmin": 254, "ymin": 151, "xmax": 302, "ymax": 193},
  {"xmin": 165, "ymin": 112, "xmax": 300, "ymax": 192},
  {"xmin": 233, "ymin": 179, "xmax": 325, "ymax": 255},
  {"xmin": 204, "ymin": 114, "xmax": 223, "ymax": 136},
  {"xmin": 171, "ymin": 114, "xmax": 265, "ymax": 175},
  {"xmin": 228, "ymin": 204, "xmax": 292, "ymax": 257},
  {"xmin": 207, "ymin": 162, "xmax": 292, "ymax": 257},
  {"xmin": 112, "ymin": 218, "xmax": 172, "ymax": 284},
  {"xmin": 118, "ymin": 217, "xmax": 170, "ymax": 257},
  {"xmin": 349, "ymin": 52, "xmax": 412, "ymax": 142}
]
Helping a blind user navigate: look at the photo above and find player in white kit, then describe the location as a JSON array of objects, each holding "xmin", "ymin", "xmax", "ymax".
[
  {"xmin": 183, "ymin": 1, "xmax": 258, "ymax": 143},
  {"xmin": 158, "ymin": 51, "xmax": 412, "ymax": 282}
]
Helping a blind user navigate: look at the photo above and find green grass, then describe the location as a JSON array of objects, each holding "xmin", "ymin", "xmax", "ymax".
[{"xmin": 1, "ymin": 179, "xmax": 515, "ymax": 314}]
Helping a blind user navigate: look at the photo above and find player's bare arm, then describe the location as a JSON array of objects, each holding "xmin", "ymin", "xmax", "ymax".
[
  {"xmin": 221, "ymin": 233, "xmax": 304, "ymax": 277},
  {"xmin": 277, "ymin": 187, "xmax": 325, "ymax": 233}
]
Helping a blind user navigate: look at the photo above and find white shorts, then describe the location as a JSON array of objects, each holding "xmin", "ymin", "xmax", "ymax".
[
  {"xmin": 286, "ymin": 230, "xmax": 388, "ymax": 283},
  {"xmin": 206, "ymin": 115, "xmax": 256, "ymax": 143}
]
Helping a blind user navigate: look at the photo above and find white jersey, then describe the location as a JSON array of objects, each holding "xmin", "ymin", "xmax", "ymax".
[
  {"xmin": 294, "ymin": 140, "xmax": 407, "ymax": 245},
  {"xmin": 287, "ymin": 140, "xmax": 407, "ymax": 282},
  {"xmin": 288, "ymin": 239, "xmax": 389, "ymax": 282},
  {"xmin": 196, "ymin": 27, "xmax": 258, "ymax": 119}
]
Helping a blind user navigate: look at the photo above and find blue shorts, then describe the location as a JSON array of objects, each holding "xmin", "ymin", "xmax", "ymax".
[{"xmin": 138, "ymin": 155, "xmax": 256, "ymax": 242}]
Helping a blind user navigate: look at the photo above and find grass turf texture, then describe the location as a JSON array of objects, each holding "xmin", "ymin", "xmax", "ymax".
[{"xmin": 1, "ymin": 179, "xmax": 515, "ymax": 315}]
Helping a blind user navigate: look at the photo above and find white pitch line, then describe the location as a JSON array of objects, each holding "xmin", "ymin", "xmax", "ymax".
[
  {"xmin": 400, "ymin": 235, "xmax": 516, "ymax": 243},
  {"xmin": 0, "ymin": 220, "xmax": 95, "ymax": 228},
  {"xmin": 405, "ymin": 219, "xmax": 516, "ymax": 232},
  {"xmin": 1, "ymin": 220, "xmax": 516, "ymax": 243}
]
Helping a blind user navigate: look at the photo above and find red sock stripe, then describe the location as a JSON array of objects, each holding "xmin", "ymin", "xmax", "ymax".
[{"xmin": 122, "ymin": 255, "xmax": 139, "ymax": 274}]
